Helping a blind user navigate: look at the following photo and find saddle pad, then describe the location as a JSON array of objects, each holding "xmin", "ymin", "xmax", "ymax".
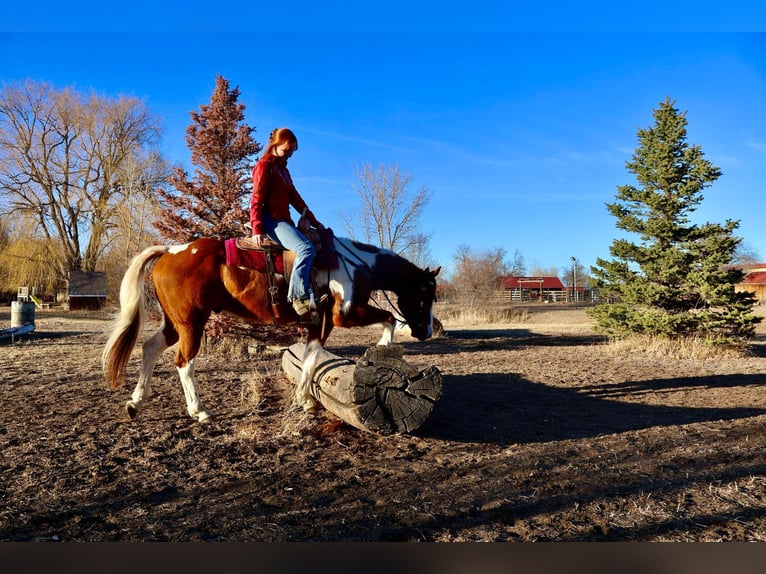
[{"xmin": 224, "ymin": 238, "xmax": 284, "ymax": 273}]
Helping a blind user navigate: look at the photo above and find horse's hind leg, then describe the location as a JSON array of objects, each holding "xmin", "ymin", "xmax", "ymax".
[
  {"xmin": 174, "ymin": 319, "xmax": 212, "ymax": 423},
  {"xmin": 126, "ymin": 320, "xmax": 176, "ymax": 419}
]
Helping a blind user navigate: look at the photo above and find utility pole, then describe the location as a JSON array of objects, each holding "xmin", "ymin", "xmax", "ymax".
[{"xmin": 570, "ymin": 256, "xmax": 577, "ymax": 303}]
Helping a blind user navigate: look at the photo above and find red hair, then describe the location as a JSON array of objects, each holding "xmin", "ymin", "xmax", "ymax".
[{"xmin": 262, "ymin": 127, "xmax": 298, "ymax": 157}]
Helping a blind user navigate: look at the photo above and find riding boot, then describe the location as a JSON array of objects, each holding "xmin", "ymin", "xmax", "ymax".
[{"xmin": 292, "ymin": 298, "xmax": 313, "ymax": 323}]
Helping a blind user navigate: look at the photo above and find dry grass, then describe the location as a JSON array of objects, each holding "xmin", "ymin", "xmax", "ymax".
[
  {"xmin": 235, "ymin": 354, "xmax": 324, "ymax": 443},
  {"xmin": 436, "ymin": 303, "xmax": 530, "ymax": 325},
  {"xmin": 436, "ymin": 302, "xmax": 758, "ymax": 360},
  {"xmin": 605, "ymin": 333, "xmax": 751, "ymax": 360}
]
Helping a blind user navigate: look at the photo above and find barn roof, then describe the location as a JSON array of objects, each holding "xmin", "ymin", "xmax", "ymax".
[
  {"xmin": 499, "ymin": 276, "xmax": 566, "ymax": 290},
  {"xmin": 68, "ymin": 271, "xmax": 108, "ymax": 296},
  {"xmin": 742, "ymin": 271, "xmax": 766, "ymax": 285}
]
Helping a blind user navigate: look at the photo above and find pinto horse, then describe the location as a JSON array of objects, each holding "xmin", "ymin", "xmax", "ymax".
[{"xmin": 102, "ymin": 235, "xmax": 440, "ymax": 422}]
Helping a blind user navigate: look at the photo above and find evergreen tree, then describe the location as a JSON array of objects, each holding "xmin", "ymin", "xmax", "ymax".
[
  {"xmin": 589, "ymin": 98, "xmax": 760, "ymax": 342},
  {"xmin": 154, "ymin": 75, "xmax": 260, "ymax": 241}
]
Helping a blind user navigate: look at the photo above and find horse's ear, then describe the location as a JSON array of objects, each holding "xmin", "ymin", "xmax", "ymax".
[{"xmin": 431, "ymin": 266, "xmax": 441, "ymax": 277}]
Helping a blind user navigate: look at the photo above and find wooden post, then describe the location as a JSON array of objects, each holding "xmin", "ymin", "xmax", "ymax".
[{"xmin": 281, "ymin": 343, "xmax": 442, "ymax": 435}]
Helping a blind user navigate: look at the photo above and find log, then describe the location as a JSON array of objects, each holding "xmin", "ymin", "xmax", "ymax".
[{"xmin": 281, "ymin": 343, "xmax": 442, "ymax": 435}]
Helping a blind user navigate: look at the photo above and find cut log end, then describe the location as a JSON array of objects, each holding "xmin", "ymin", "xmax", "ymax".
[{"xmin": 281, "ymin": 343, "xmax": 442, "ymax": 435}]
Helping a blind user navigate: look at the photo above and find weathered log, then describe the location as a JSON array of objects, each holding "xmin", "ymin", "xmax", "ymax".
[{"xmin": 281, "ymin": 343, "xmax": 442, "ymax": 435}]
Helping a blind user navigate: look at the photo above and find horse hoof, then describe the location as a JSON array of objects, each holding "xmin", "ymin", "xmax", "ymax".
[
  {"xmin": 300, "ymin": 399, "xmax": 319, "ymax": 413},
  {"xmin": 197, "ymin": 411, "xmax": 213, "ymax": 423},
  {"xmin": 125, "ymin": 401, "xmax": 138, "ymax": 419}
]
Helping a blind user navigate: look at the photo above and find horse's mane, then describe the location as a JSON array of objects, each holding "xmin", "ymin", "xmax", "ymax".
[{"xmin": 335, "ymin": 237, "xmax": 423, "ymax": 272}]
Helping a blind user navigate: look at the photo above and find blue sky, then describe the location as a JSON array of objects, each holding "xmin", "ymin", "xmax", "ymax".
[{"xmin": 2, "ymin": 25, "xmax": 765, "ymax": 277}]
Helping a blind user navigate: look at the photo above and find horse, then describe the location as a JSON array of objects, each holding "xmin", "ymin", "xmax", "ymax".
[{"xmin": 102, "ymin": 235, "xmax": 440, "ymax": 422}]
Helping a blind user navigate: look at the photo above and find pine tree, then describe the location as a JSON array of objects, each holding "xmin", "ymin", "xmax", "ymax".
[
  {"xmin": 154, "ymin": 75, "xmax": 260, "ymax": 241},
  {"xmin": 589, "ymin": 98, "xmax": 761, "ymax": 343},
  {"xmin": 152, "ymin": 76, "xmax": 268, "ymax": 342}
]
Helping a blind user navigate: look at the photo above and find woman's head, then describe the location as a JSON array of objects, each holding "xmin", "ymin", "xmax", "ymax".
[{"xmin": 264, "ymin": 128, "xmax": 298, "ymax": 159}]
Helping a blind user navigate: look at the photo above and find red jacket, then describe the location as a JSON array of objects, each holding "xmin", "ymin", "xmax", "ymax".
[{"xmin": 250, "ymin": 154, "xmax": 310, "ymax": 235}]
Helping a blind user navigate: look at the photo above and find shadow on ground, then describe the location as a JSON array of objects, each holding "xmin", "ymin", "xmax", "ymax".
[{"xmin": 418, "ymin": 371, "xmax": 766, "ymax": 445}]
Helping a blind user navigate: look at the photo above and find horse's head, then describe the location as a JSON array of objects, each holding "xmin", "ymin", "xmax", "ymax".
[{"xmin": 397, "ymin": 266, "xmax": 441, "ymax": 341}]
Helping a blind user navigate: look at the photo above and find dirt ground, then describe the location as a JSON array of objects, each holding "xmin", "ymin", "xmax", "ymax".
[{"xmin": 2, "ymin": 302, "xmax": 766, "ymax": 542}]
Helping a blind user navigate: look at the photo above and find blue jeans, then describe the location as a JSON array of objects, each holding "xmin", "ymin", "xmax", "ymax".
[{"xmin": 261, "ymin": 214, "xmax": 315, "ymax": 302}]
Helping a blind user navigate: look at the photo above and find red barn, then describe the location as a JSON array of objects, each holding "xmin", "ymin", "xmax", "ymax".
[
  {"xmin": 498, "ymin": 276, "xmax": 581, "ymax": 302},
  {"xmin": 735, "ymin": 264, "xmax": 766, "ymax": 304}
]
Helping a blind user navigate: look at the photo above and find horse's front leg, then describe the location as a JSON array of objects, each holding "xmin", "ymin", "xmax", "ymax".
[
  {"xmin": 295, "ymin": 339, "xmax": 322, "ymax": 412},
  {"xmin": 335, "ymin": 303, "xmax": 396, "ymax": 346},
  {"xmin": 377, "ymin": 320, "xmax": 396, "ymax": 346}
]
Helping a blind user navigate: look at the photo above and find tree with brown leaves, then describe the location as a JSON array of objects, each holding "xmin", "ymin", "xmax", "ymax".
[{"xmin": 154, "ymin": 75, "xmax": 261, "ymax": 241}]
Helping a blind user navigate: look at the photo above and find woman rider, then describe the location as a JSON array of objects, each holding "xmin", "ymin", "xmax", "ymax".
[{"xmin": 249, "ymin": 128, "xmax": 324, "ymax": 321}]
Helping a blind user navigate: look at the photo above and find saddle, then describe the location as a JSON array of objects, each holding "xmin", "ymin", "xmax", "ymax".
[
  {"xmin": 224, "ymin": 227, "xmax": 338, "ymax": 323},
  {"xmin": 226, "ymin": 237, "xmax": 285, "ymax": 273}
]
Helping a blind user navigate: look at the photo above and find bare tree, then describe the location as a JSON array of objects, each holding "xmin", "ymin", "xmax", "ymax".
[
  {"xmin": 107, "ymin": 153, "xmax": 165, "ymax": 266},
  {"xmin": 732, "ymin": 241, "xmax": 762, "ymax": 267},
  {"xmin": 529, "ymin": 265, "xmax": 559, "ymax": 277},
  {"xmin": 406, "ymin": 231, "xmax": 439, "ymax": 270},
  {"xmin": 342, "ymin": 163, "xmax": 433, "ymax": 263},
  {"xmin": 97, "ymin": 153, "xmax": 167, "ymax": 300},
  {"xmin": 449, "ymin": 245, "xmax": 524, "ymax": 308},
  {"xmin": 0, "ymin": 80, "xmax": 165, "ymax": 288}
]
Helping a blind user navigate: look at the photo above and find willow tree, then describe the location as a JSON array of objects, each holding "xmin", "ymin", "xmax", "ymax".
[
  {"xmin": 0, "ymin": 213, "xmax": 59, "ymax": 295},
  {"xmin": 0, "ymin": 80, "xmax": 165, "ymax": 288},
  {"xmin": 589, "ymin": 98, "xmax": 760, "ymax": 343}
]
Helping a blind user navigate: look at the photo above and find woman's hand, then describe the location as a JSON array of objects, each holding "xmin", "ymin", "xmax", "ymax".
[
  {"xmin": 251, "ymin": 234, "xmax": 264, "ymax": 248},
  {"xmin": 297, "ymin": 215, "xmax": 312, "ymax": 234}
]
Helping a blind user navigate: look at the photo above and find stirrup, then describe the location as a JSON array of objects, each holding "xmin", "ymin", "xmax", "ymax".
[{"xmin": 292, "ymin": 299, "xmax": 312, "ymax": 322}]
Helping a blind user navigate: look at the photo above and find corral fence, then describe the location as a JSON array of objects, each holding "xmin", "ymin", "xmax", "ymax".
[{"xmin": 441, "ymin": 289, "xmax": 609, "ymax": 305}]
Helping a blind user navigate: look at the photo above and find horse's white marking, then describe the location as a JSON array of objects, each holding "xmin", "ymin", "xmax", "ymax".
[
  {"xmin": 168, "ymin": 244, "xmax": 190, "ymax": 255},
  {"xmin": 329, "ymin": 237, "xmax": 383, "ymax": 317},
  {"xmin": 328, "ymin": 278, "xmax": 352, "ymax": 314},
  {"xmin": 377, "ymin": 322, "xmax": 395, "ymax": 346},
  {"xmin": 326, "ymin": 237, "xmax": 403, "ymax": 343},
  {"xmin": 177, "ymin": 359, "xmax": 211, "ymax": 422}
]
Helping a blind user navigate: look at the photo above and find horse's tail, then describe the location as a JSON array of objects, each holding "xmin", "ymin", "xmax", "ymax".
[{"xmin": 102, "ymin": 245, "xmax": 169, "ymax": 390}]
